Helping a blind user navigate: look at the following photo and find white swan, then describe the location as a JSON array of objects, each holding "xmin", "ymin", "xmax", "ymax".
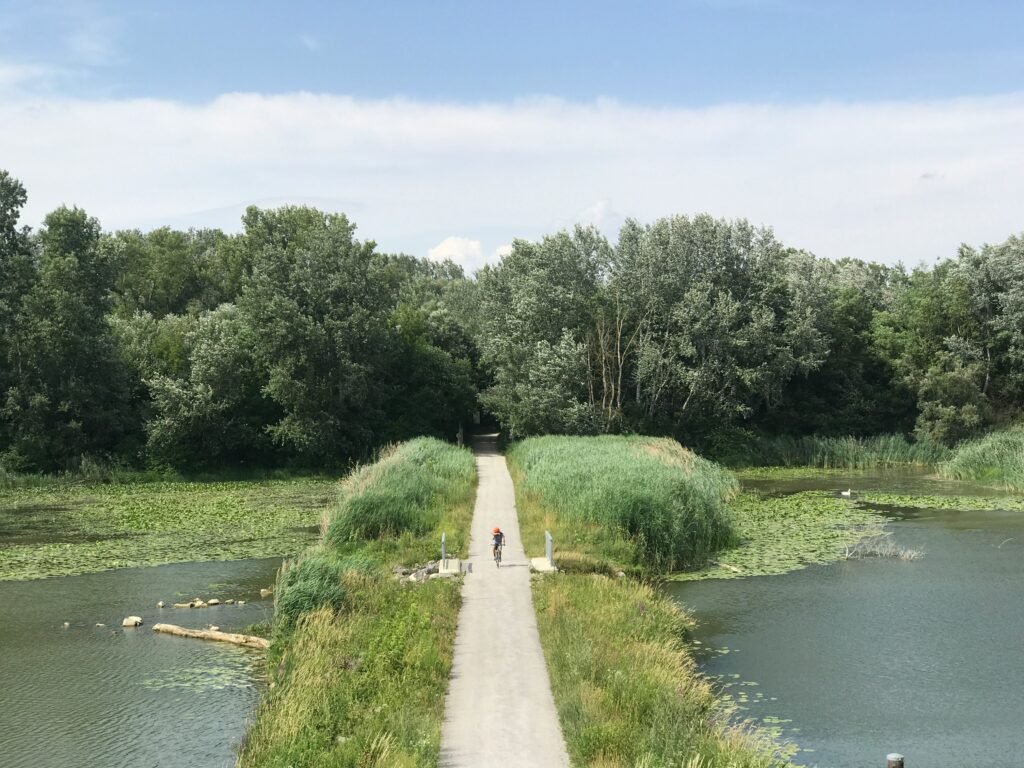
[{"xmin": 840, "ymin": 488, "xmax": 853, "ymax": 497}]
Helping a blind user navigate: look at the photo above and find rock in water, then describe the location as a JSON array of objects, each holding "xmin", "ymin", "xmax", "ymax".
[
  {"xmin": 157, "ymin": 601, "xmax": 165, "ymax": 608},
  {"xmin": 122, "ymin": 616, "xmax": 143, "ymax": 627},
  {"xmin": 207, "ymin": 598, "xmax": 220, "ymax": 606},
  {"xmin": 259, "ymin": 588, "xmax": 273, "ymax": 598}
]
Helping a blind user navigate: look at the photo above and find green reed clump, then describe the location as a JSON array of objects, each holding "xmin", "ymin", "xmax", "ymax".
[
  {"xmin": 941, "ymin": 426, "xmax": 1024, "ymax": 491},
  {"xmin": 274, "ymin": 551, "xmax": 376, "ymax": 632},
  {"xmin": 721, "ymin": 433, "xmax": 950, "ymax": 470},
  {"xmin": 508, "ymin": 436, "xmax": 738, "ymax": 572},
  {"xmin": 325, "ymin": 438, "xmax": 475, "ymax": 549},
  {"xmin": 534, "ymin": 574, "xmax": 787, "ymax": 768}
]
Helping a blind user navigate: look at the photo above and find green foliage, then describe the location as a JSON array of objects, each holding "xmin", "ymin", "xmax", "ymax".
[
  {"xmin": 534, "ymin": 574, "xmax": 787, "ymax": 768},
  {"xmin": 941, "ymin": 426, "xmax": 1024, "ymax": 491},
  {"xmin": 508, "ymin": 435, "xmax": 738, "ymax": 572}
]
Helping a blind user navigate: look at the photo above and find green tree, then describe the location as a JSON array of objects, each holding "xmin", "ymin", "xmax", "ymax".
[{"xmin": 2, "ymin": 207, "xmax": 138, "ymax": 470}]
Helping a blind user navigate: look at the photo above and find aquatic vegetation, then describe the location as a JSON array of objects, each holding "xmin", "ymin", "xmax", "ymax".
[
  {"xmin": 673, "ymin": 491, "xmax": 887, "ymax": 581},
  {"xmin": 859, "ymin": 492, "xmax": 1024, "ymax": 512},
  {"xmin": 0, "ymin": 479, "xmax": 335, "ymax": 580},
  {"xmin": 508, "ymin": 435, "xmax": 738, "ymax": 572},
  {"xmin": 941, "ymin": 426, "xmax": 1024, "ymax": 492}
]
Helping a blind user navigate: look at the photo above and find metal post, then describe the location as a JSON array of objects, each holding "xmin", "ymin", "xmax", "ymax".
[
  {"xmin": 886, "ymin": 754, "xmax": 904, "ymax": 768},
  {"xmin": 441, "ymin": 532, "xmax": 447, "ymax": 566},
  {"xmin": 545, "ymin": 530, "xmax": 553, "ymax": 567}
]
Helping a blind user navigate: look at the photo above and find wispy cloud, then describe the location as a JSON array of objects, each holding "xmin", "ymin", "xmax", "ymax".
[
  {"xmin": 2, "ymin": 91, "xmax": 1023, "ymax": 266},
  {"xmin": 299, "ymin": 34, "xmax": 320, "ymax": 52}
]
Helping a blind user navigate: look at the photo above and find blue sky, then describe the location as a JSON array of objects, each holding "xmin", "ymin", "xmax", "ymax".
[
  {"xmin": 2, "ymin": 1, "xmax": 1023, "ymax": 268},
  {"xmin": 4, "ymin": 0, "xmax": 1023, "ymax": 103}
]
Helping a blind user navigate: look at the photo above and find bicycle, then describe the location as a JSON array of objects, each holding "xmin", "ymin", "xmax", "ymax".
[{"xmin": 493, "ymin": 543, "xmax": 502, "ymax": 567}]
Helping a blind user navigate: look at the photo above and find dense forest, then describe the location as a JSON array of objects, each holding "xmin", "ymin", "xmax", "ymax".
[{"xmin": 1, "ymin": 168, "xmax": 1021, "ymax": 473}]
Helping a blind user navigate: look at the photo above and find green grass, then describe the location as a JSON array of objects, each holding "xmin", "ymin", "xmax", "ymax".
[
  {"xmin": 238, "ymin": 438, "xmax": 475, "ymax": 768},
  {"xmin": 720, "ymin": 434, "xmax": 951, "ymax": 470},
  {"xmin": 534, "ymin": 574, "xmax": 788, "ymax": 768},
  {"xmin": 941, "ymin": 426, "xmax": 1024, "ymax": 491},
  {"xmin": 0, "ymin": 478, "xmax": 334, "ymax": 580},
  {"xmin": 508, "ymin": 436, "xmax": 738, "ymax": 573}
]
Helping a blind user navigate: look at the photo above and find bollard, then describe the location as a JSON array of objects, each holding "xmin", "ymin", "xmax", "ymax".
[
  {"xmin": 886, "ymin": 753, "xmax": 904, "ymax": 768},
  {"xmin": 545, "ymin": 530, "xmax": 553, "ymax": 567},
  {"xmin": 441, "ymin": 532, "xmax": 447, "ymax": 566}
]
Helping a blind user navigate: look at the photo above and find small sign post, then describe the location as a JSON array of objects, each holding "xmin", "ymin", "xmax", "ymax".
[{"xmin": 545, "ymin": 530, "xmax": 553, "ymax": 567}]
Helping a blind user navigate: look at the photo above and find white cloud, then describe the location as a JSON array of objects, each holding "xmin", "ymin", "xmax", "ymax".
[
  {"xmin": 427, "ymin": 236, "xmax": 486, "ymax": 273},
  {"xmin": 2, "ymin": 91, "xmax": 1023, "ymax": 265},
  {"xmin": 299, "ymin": 35, "xmax": 319, "ymax": 52},
  {"xmin": 493, "ymin": 243, "xmax": 513, "ymax": 260}
]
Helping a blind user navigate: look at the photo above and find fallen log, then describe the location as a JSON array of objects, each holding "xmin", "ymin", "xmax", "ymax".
[{"xmin": 152, "ymin": 623, "xmax": 269, "ymax": 650}]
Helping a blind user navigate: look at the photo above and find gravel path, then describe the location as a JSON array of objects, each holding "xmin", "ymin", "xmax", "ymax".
[{"xmin": 439, "ymin": 435, "xmax": 571, "ymax": 767}]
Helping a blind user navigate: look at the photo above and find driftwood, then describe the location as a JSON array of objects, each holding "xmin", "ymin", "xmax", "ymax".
[{"xmin": 152, "ymin": 623, "xmax": 269, "ymax": 650}]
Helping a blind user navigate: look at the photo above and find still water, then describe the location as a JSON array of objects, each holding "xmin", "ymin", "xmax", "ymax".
[
  {"xmin": 0, "ymin": 558, "xmax": 281, "ymax": 768},
  {"xmin": 668, "ymin": 476, "xmax": 1024, "ymax": 768}
]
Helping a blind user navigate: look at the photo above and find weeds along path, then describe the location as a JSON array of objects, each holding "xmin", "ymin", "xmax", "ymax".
[{"xmin": 440, "ymin": 435, "xmax": 570, "ymax": 768}]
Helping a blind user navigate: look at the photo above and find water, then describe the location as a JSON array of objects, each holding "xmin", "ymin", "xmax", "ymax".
[
  {"xmin": 0, "ymin": 558, "xmax": 281, "ymax": 768},
  {"xmin": 668, "ymin": 476, "xmax": 1024, "ymax": 768}
]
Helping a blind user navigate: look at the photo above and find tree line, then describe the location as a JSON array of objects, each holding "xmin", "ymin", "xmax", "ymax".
[{"xmin": 1, "ymin": 169, "xmax": 1021, "ymax": 472}]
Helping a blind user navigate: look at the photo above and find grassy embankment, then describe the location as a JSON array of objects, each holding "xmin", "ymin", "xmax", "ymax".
[
  {"xmin": 238, "ymin": 438, "xmax": 475, "ymax": 768},
  {"xmin": 0, "ymin": 478, "xmax": 335, "ymax": 581},
  {"xmin": 507, "ymin": 436, "xmax": 787, "ymax": 768},
  {"xmin": 939, "ymin": 426, "xmax": 1024, "ymax": 492}
]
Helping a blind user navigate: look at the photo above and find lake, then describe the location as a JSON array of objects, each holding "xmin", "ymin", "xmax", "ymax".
[{"xmin": 667, "ymin": 473, "xmax": 1024, "ymax": 768}]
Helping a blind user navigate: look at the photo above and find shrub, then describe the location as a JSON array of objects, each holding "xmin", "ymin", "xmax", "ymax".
[{"xmin": 941, "ymin": 426, "xmax": 1024, "ymax": 491}]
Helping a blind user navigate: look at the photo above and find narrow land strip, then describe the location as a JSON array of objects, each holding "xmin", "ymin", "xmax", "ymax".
[{"xmin": 440, "ymin": 436, "xmax": 570, "ymax": 767}]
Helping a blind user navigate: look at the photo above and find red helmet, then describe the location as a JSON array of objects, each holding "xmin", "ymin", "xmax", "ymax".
[{"xmin": 492, "ymin": 527, "xmax": 501, "ymax": 534}]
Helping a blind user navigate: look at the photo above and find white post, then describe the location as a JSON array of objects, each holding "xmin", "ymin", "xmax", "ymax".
[
  {"xmin": 545, "ymin": 530, "xmax": 553, "ymax": 567},
  {"xmin": 441, "ymin": 532, "xmax": 447, "ymax": 567}
]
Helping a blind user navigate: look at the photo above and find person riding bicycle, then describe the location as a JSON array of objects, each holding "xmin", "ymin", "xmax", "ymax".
[{"xmin": 491, "ymin": 526, "xmax": 506, "ymax": 559}]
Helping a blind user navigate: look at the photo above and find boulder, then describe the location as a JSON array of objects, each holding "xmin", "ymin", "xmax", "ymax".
[
  {"xmin": 207, "ymin": 598, "xmax": 220, "ymax": 606},
  {"xmin": 260, "ymin": 588, "xmax": 273, "ymax": 598},
  {"xmin": 224, "ymin": 599, "xmax": 235, "ymax": 605},
  {"xmin": 122, "ymin": 616, "xmax": 143, "ymax": 627},
  {"xmin": 173, "ymin": 602, "xmax": 191, "ymax": 609},
  {"xmin": 237, "ymin": 600, "xmax": 246, "ymax": 606},
  {"xmin": 157, "ymin": 601, "xmax": 165, "ymax": 608}
]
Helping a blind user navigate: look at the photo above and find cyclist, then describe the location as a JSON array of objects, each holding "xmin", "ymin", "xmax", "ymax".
[{"xmin": 491, "ymin": 526, "xmax": 506, "ymax": 564}]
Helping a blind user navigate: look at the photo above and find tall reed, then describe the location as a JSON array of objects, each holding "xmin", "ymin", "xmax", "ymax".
[
  {"xmin": 720, "ymin": 433, "xmax": 950, "ymax": 470},
  {"xmin": 508, "ymin": 435, "xmax": 737, "ymax": 572}
]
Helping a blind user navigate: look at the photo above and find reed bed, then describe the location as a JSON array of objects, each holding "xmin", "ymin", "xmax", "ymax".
[
  {"xmin": 941, "ymin": 426, "xmax": 1024, "ymax": 492},
  {"xmin": 238, "ymin": 437, "xmax": 475, "ymax": 768},
  {"xmin": 722, "ymin": 433, "xmax": 951, "ymax": 470},
  {"xmin": 507, "ymin": 435, "xmax": 738, "ymax": 573}
]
